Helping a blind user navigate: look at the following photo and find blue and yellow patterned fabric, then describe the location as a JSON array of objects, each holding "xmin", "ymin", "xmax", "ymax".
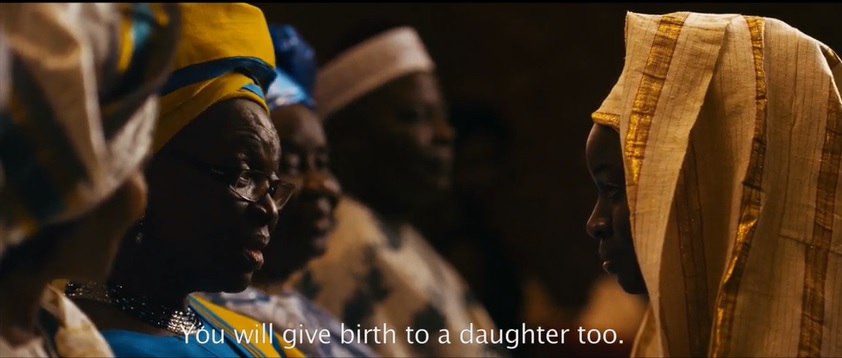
[{"xmin": 0, "ymin": 3, "xmax": 180, "ymax": 256}]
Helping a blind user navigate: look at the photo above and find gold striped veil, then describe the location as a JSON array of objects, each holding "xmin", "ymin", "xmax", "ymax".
[{"xmin": 592, "ymin": 12, "xmax": 842, "ymax": 357}]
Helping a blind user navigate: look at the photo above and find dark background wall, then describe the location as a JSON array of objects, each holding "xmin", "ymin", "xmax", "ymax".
[{"xmin": 256, "ymin": 0, "xmax": 842, "ymax": 324}]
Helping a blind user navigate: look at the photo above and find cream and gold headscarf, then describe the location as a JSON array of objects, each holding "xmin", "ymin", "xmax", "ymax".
[
  {"xmin": 593, "ymin": 12, "xmax": 842, "ymax": 357},
  {"xmin": 0, "ymin": 3, "xmax": 179, "ymax": 256},
  {"xmin": 0, "ymin": 3, "xmax": 179, "ymax": 357}
]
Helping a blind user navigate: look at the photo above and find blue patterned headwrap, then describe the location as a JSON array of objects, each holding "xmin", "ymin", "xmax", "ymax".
[{"xmin": 265, "ymin": 25, "xmax": 317, "ymax": 110}]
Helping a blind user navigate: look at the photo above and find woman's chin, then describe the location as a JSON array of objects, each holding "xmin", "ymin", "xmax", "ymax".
[
  {"xmin": 205, "ymin": 272, "xmax": 254, "ymax": 294},
  {"xmin": 307, "ymin": 235, "xmax": 329, "ymax": 257},
  {"xmin": 617, "ymin": 273, "xmax": 648, "ymax": 295}
]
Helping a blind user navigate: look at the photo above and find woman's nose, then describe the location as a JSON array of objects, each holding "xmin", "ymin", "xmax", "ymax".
[
  {"xmin": 586, "ymin": 211, "xmax": 613, "ymax": 240},
  {"xmin": 252, "ymin": 193, "xmax": 280, "ymax": 229}
]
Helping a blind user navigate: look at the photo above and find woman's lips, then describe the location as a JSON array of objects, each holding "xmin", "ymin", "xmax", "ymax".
[
  {"xmin": 242, "ymin": 248, "xmax": 264, "ymax": 270},
  {"xmin": 241, "ymin": 235, "xmax": 269, "ymax": 270},
  {"xmin": 312, "ymin": 216, "xmax": 333, "ymax": 234}
]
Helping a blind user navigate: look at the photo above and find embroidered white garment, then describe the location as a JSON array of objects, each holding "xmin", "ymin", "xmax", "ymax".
[{"xmin": 289, "ymin": 197, "xmax": 505, "ymax": 357}]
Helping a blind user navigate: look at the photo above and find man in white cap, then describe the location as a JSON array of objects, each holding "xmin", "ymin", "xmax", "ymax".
[{"xmin": 291, "ymin": 22, "xmax": 505, "ymax": 357}]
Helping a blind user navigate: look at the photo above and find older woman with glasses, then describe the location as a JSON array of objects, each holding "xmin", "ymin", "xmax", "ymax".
[
  {"xmin": 198, "ymin": 24, "xmax": 379, "ymax": 358},
  {"xmin": 64, "ymin": 4, "xmax": 303, "ymax": 357}
]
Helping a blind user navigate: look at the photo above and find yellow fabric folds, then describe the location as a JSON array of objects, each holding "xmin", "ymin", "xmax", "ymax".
[
  {"xmin": 593, "ymin": 12, "xmax": 842, "ymax": 357},
  {"xmin": 157, "ymin": 73, "xmax": 266, "ymax": 151},
  {"xmin": 189, "ymin": 295, "xmax": 305, "ymax": 358},
  {"xmin": 153, "ymin": 3, "xmax": 276, "ymax": 152}
]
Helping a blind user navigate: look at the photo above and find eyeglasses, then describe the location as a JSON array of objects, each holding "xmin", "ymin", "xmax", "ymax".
[{"xmin": 164, "ymin": 152, "xmax": 296, "ymax": 208}]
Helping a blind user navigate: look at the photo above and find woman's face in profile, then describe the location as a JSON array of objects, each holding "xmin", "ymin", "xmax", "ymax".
[
  {"xmin": 585, "ymin": 124, "xmax": 647, "ymax": 294},
  {"xmin": 142, "ymin": 98, "xmax": 282, "ymax": 293},
  {"xmin": 263, "ymin": 103, "xmax": 341, "ymax": 276}
]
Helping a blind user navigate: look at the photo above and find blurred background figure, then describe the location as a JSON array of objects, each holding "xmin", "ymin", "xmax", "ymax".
[
  {"xmin": 0, "ymin": 3, "xmax": 179, "ymax": 357},
  {"xmin": 412, "ymin": 101, "xmax": 523, "ymax": 337},
  {"xmin": 289, "ymin": 22, "xmax": 506, "ymax": 357}
]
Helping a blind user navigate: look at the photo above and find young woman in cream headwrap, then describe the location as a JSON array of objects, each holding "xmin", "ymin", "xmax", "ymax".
[
  {"xmin": 586, "ymin": 11, "xmax": 842, "ymax": 357},
  {"xmin": 64, "ymin": 4, "xmax": 304, "ymax": 357},
  {"xmin": 0, "ymin": 3, "xmax": 180, "ymax": 357}
]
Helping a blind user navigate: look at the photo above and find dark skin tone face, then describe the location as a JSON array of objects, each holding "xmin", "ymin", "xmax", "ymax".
[
  {"xmin": 76, "ymin": 98, "xmax": 282, "ymax": 336},
  {"xmin": 585, "ymin": 124, "xmax": 647, "ymax": 295},
  {"xmin": 257, "ymin": 104, "xmax": 341, "ymax": 282},
  {"xmin": 101, "ymin": 97, "xmax": 281, "ymax": 301},
  {"xmin": 140, "ymin": 98, "xmax": 280, "ymax": 293},
  {"xmin": 328, "ymin": 72, "xmax": 454, "ymax": 222}
]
